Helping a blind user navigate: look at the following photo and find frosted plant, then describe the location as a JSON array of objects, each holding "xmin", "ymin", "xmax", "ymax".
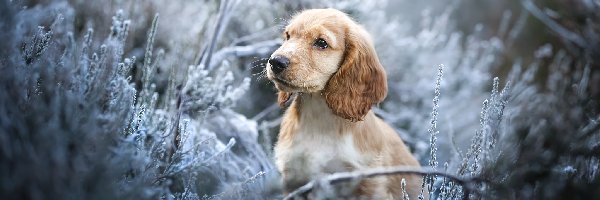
[
  {"xmin": 424, "ymin": 64, "xmax": 443, "ymax": 196},
  {"xmin": 0, "ymin": 0, "xmax": 276, "ymax": 199},
  {"xmin": 0, "ymin": 3, "xmax": 159, "ymax": 199},
  {"xmin": 2, "ymin": 0, "xmax": 599, "ymax": 199},
  {"xmin": 437, "ymin": 162, "xmax": 450, "ymax": 200},
  {"xmin": 401, "ymin": 178, "xmax": 410, "ymax": 200},
  {"xmin": 475, "ymin": 48, "xmax": 599, "ymax": 199}
]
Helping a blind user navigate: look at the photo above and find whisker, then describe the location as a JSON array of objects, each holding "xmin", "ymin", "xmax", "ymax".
[
  {"xmin": 250, "ymin": 58, "xmax": 270, "ymax": 70},
  {"xmin": 251, "ymin": 58, "xmax": 270, "ymax": 65},
  {"xmin": 251, "ymin": 68, "xmax": 270, "ymax": 83},
  {"xmin": 251, "ymin": 63, "xmax": 267, "ymax": 70},
  {"xmin": 251, "ymin": 69, "xmax": 266, "ymax": 77}
]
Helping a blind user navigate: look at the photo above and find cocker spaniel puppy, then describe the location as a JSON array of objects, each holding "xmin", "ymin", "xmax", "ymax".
[{"xmin": 267, "ymin": 8, "xmax": 423, "ymax": 199}]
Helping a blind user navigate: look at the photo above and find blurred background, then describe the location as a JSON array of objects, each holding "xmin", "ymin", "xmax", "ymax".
[{"xmin": 1, "ymin": 0, "xmax": 598, "ymax": 199}]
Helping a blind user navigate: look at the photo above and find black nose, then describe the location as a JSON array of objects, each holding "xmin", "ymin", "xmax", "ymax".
[{"xmin": 269, "ymin": 56, "xmax": 289, "ymax": 74}]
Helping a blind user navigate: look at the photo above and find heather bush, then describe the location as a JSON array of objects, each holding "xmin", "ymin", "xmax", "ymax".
[
  {"xmin": 1, "ymin": 0, "xmax": 598, "ymax": 199},
  {"xmin": 1, "ymin": 0, "xmax": 276, "ymax": 199}
]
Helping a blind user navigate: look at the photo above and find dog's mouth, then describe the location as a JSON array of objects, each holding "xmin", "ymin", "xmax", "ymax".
[
  {"xmin": 272, "ymin": 77, "xmax": 324, "ymax": 93},
  {"xmin": 272, "ymin": 77, "xmax": 298, "ymax": 89}
]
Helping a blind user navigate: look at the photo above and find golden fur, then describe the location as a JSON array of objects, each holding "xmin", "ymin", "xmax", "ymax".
[{"xmin": 267, "ymin": 8, "xmax": 423, "ymax": 199}]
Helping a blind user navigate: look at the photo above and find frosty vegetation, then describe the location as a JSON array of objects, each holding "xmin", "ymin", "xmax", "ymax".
[{"xmin": 0, "ymin": 0, "xmax": 598, "ymax": 199}]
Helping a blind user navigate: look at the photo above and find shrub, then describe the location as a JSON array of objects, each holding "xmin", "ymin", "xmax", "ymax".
[{"xmin": 1, "ymin": 0, "xmax": 598, "ymax": 199}]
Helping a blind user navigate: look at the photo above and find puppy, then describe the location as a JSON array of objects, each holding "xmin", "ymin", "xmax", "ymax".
[{"xmin": 267, "ymin": 8, "xmax": 423, "ymax": 199}]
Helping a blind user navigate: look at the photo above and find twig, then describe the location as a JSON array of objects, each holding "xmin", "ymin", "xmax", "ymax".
[
  {"xmin": 259, "ymin": 117, "xmax": 282, "ymax": 130},
  {"xmin": 283, "ymin": 166, "xmax": 481, "ymax": 200},
  {"xmin": 251, "ymin": 103, "xmax": 279, "ymax": 121},
  {"xmin": 521, "ymin": 0, "xmax": 587, "ymax": 48},
  {"xmin": 507, "ymin": 8, "xmax": 528, "ymax": 47},
  {"xmin": 579, "ymin": 114, "xmax": 600, "ymax": 139},
  {"xmin": 198, "ymin": 0, "xmax": 239, "ymax": 67},
  {"xmin": 208, "ymin": 39, "xmax": 281, "ymax": 70},
  {"xmin": 231, "ymin": 26, "xmax": 280, "ymax": 46},
  {"xmin": 446, "ymin": 115, "xmax": 462, "ymax": 160},
  {"xmin": 498, "ymin": 10, "xmax": 512, "ymax": 39},
  {"xmin": 202, "ymin": 0, "xmax": 229, "ymax": 67},
  {"xmin": 142, "ymin": 14, "xmax": 159, "ymax": 91}
]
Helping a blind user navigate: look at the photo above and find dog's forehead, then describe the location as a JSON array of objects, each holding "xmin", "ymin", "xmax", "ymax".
[
  {"xmin": 294, "ymin": 8, "xmax": 347, "ymax": 19},
  {"xmin": 284, "ymin": 12, "xmax": 348, "ymax": 49},
  {"xmin": 287, "ymin": 9, "xmax": 347, "ymax": 34}
]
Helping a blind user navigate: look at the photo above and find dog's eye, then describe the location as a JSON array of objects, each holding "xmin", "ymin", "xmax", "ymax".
[
  {"xmin": 285, "ymin": 32, "xmax": 290, "ymax": 40},
  {"xmin": 313, "ymin": 38, "xmax": 328, "ymax": 49}
]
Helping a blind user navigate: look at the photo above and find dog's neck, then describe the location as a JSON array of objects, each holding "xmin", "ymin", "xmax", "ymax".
[
  {"xmin": 291, "ymin": 92, "xmax": 370, "ymax": 134},
  {"xmin": 296, "ymin": 93, "xmax": 335, "ymax": 120}
]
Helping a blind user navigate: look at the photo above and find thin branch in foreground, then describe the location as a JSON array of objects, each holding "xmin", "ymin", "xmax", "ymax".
[{"xmin": 283, "ymin": 167, "xmax": 482, "ymax": 200}]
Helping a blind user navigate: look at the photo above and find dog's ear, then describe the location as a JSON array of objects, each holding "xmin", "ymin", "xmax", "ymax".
[
  {"xmin": 278, "ymin": 91, "xmax": 292, "ymax": 107},
  {"xmin": 322, "ymin": 26, "xmax": 387, "ymax": 121}
]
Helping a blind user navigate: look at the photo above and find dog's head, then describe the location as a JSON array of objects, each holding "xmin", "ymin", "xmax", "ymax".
[{"xmin": 267, "ymin": 8, "xmax": 387, "ymax": 121}]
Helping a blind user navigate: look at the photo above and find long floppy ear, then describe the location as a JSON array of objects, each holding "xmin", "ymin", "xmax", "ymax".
[
  {"xmin": 277, "ymin": 91, "xmax": 292, "ymax": 107},
  {"xmin": 322, "ymin": 26, "xmax": 387, "ymax": 121}
]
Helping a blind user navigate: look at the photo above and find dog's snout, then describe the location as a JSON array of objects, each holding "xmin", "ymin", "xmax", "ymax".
[{"xmin": 269, "ymin": 56, "xmax": 289, "ymax": 74}]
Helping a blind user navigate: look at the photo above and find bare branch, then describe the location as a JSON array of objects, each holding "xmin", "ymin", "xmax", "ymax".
[
  {"xmin": 521, "ymin": 0, "xmax": 587, "ymax": 48},
  {"xmin": 208, "ymin": 39, "xmax": 281, "ymax": 70},
  {"xmin": 579, "ymin": 114, "xmax": 600, "ymax": 140},
  {"xmin": 231, "ymin": 26, "xmax": 280, "ymax": 46},
  {"xmin": 251, "ymin": 103, "xmax": 279, "ymax": 121},
  {"xmin": 198, "ymin": 0, "xmax": 240, "ymax": 67},
  {"xmin": 283, "ymin": 167, "xmax": 482, "ymax": 200}
]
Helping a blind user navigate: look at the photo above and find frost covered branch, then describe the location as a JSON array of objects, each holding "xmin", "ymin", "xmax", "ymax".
[
  {"xmin": 423, "ymin": 64, "xmax": 444, "ymax": 196},
  {"xmin": 283, "ymin": 167, "xmax": 482, "ymax": 200}
]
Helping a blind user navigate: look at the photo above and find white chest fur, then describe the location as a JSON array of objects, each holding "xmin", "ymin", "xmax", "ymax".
[{"xmin": 274, "ymin": 94, "xmax": 366, "ymax": 190}]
